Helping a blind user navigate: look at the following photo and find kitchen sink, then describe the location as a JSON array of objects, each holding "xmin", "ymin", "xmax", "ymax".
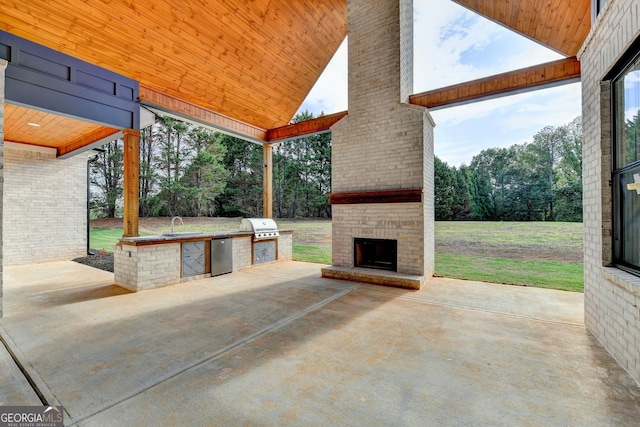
[{"xmin": 162, "ymin": 232, "xmax": 204, "ymax": 237}]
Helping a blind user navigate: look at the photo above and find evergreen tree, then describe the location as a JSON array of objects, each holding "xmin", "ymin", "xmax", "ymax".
[
  {"xmin": 181, "ymin": 128, "xmax": 229, "ymax": 216},
  {"xmin": 555, "ymin": 117, "xmax": 583, "ymax": 221},
  {"xmin": 139, "ymin": 125, "xmax": 159, "ymax": 217},
  {"xmin": 91, "ymin": 139, "xmax": 123, "ymax": 218},
  {"xmin": 434, "ymin": 156, "xmax": 455, "ymax": 220},
  {"xmin": 215, "ymin": 134, "xmax": 263, "ymax": 217},
  {"xmin": 469, "ymin": 147, "xmax": 516, "ymax": 218}
]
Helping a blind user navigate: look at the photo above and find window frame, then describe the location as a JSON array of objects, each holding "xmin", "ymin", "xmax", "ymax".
[
  {"xmin": 592, "ymin": 0, "xmax": 608, "ymax": 22},
  {"xmin": 612, "ymin": 47, "xmax": 640, "ymax": 275}
]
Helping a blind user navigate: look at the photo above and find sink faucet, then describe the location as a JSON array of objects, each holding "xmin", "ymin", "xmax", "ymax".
[{"xmin": 171, "ymin": 216, "xmax": 184, "ymax": 233}]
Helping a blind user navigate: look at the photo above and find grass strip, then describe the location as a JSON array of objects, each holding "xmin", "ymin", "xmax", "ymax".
[
  {"xmin": 90, "ymin": 228, "xmax": 152, "ymax": 252},
  {"xmin": 435, "ymin": 253, "xmax": 583, "ymax": 292},
  {"xmin": 292, "ymin": 245, "xmax": 332, "ymax": 264}
]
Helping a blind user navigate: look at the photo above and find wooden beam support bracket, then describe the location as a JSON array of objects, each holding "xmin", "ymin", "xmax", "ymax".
[{"xmin": 267, "ymin": 111, "xmax": 348, "ymax": 142}]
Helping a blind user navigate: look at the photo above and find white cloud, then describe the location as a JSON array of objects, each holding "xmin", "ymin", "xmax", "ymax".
[
  {"xmin": 431, "ymin": 83, "xmax": 582, "ymax": 165},
  {"xmin": 298, "ymin": 39, "xmax": 348, "ymax": 115}
]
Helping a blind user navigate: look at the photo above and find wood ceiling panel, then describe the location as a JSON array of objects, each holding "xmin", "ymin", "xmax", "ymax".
[
  {"xmin": 2, "ymin": 0, "xmax": 590, "ymax": 149},
  {"xmin": 0, "ymin": 0, "xmax": 348, "ymax": 130},
  {"xmin": 4, "ymin": 104, "xmax": 118, "ymax": 152},
  {"xmin": 451, "ymin": 0, "xmax": 590, "ymax": 56}
]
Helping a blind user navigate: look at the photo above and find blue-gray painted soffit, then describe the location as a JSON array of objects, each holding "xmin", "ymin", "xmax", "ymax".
[{"xmin": 0, "ymin": 30, "xmax": 139, "ymax": 130}]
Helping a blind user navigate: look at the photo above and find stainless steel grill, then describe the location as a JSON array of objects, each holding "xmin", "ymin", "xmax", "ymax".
[{"xmin": 240, "ymin": 218, "xmax": 280, "ymax": 241}]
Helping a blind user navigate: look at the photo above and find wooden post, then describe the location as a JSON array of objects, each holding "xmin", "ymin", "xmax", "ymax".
[
  {"xmin": 263, "ymin": 143, "xmax": 273, "ymax": 218},
  {"xmin": 122, "ymin": 129, "xmax": 140, "ymax": 237}
]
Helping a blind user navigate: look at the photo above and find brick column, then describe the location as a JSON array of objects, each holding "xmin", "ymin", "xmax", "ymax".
[
  {"xmin": 0, "ymin": 58, "xmax": 7, "ymax": 317},
  {"xmin": 323, "ymin": 0, "xmax": 435, "ymax": 288},
  {"xmin": 123, "ymin": 129, "xmax": 140, "ymax": 237},
  {"xmin": 348, "ymin": 0, "xmax": 413, "ymax": 108}
]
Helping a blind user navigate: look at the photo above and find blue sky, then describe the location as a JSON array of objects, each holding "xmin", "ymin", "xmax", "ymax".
[{"xmin": 296, "ymin": 0, "xmax": 582, "ymax": 166}]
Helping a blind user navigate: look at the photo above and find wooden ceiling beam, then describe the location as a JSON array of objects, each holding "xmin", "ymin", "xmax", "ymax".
[
  {"xmin": 267, "ymin": 111, "xmax": 348, "ymax": 142},
  {"xmin": 139, "ymin": 86, "xmax": 268, "ymax": 143},
  {"xmin": 409, "ymin": 57, "xmax": 580, "ymax": 110},
  {"xmin": 57, "ymin": 127, "xmax": 121, "ymax": 157}
]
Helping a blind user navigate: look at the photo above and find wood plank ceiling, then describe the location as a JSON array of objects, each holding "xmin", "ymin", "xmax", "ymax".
[
  {"xmin": 0, "ymin": 0, "xmax": 590, "ymax": 151},
  {"xmin": 4, "ymin": 104, "xmax": 119, "ymax": 155},
  {"xmin": 271, "ymin": 0, "xmax": 592, "ymax": 141},
  {"xmin": 0, "ymin": 0, "xmax": 348, "ymax": 132}
]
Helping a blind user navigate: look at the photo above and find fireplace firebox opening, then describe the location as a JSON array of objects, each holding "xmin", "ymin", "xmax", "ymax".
[{"xmin": 354, "ymin": 238, "xmax": 398, "ymax": 272}]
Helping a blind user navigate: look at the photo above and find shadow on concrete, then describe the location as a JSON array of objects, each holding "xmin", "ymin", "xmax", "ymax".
[
  {"xmin": 2, "ymin": 261, "xmax": 640, "ymax": 426},
  {"xmin": 2, "ymin": 264, "xmax": 412, "ymax": 424},
  {"xmin": 40, "ymin": 285, "xmax": 132, "ymax": 306}
]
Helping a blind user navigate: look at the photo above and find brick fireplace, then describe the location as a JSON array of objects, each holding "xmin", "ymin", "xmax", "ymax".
[{"xmin": 321, "ymin": 0, "xmax": 434, "ymax": 289}]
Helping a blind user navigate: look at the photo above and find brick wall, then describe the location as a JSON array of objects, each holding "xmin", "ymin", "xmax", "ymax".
[
  {"xmin": 2, "ymin": 144, "xmax": 89, "ymax": 265},
  {"xmin": 278, "ymin": 232, "xmax": 293, "ymax": 261},
  {"xmin": 0, "ymin": 58, "xmax": 7, "ymax": 317},
  {"xmin": 328, "ymin": 0, "xmax": 435, "ymax": 281},
  {"xmin": 423, "ymin": 109, "xmax": 435, "ymax": 278},
  {"xmin": 114, "ymin": 243, "xmax": 181, "ymax": 291},
  {"xmin": 232, "ymin": 235, "xmax": 252, "ymax": 270},
  {"xmin": 579, "ymin": 0, "xmax": 640, "ymax": 385}
]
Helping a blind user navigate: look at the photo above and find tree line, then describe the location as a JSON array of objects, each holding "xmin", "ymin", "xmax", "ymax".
[
  {"xmin": 90, "ymin": 112, "xmax": 332, "ymax": 219},
  {"xmin": 91, "ymin": 113, "xmax": 582, "ymax": 222},
  {"xmin": 434, "ymin": 116, "xmax": 582, "ymax": 221}
]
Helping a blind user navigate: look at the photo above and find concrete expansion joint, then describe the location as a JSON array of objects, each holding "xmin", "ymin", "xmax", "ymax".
[
  {"xmin": 0, "ymin": 323, "xmax": 60, "ymax": 409},
  {"xmin": 66, "ymin": 284, "xmax": 361, "ymax": 425}
]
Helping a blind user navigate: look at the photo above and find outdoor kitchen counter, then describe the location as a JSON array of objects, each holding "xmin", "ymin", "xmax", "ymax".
[
  {"xmin": 114, "ymin": 230, "xmax": 294, "ymax": 292},
  {"xmin": 117, "ymin": 230, "xmax": 255, "ymax": 246}
]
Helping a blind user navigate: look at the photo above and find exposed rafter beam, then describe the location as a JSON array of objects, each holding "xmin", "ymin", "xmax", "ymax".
[
  {"xmin": 136, "ymin": 58, "xmax": 578, "ymax": 144},
  {"xmin": 139, "ymin": 86, "xmax": 268, "ymax": 143},
  {"xmin": 57, "ymin": 127, "xmax": 121, "ymax": 158},
  {"xmin": 409, "ymin": 57, "xmax": 581, "ymax": 111},
  {"xmin": 267, "ymin": 111, "xmax": 348, "ymax": 142}
]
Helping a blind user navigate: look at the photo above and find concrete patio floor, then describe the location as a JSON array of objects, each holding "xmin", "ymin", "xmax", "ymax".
[{"xmin": 1, "ymin": 261, "xmax": 639, "ymax": 426}]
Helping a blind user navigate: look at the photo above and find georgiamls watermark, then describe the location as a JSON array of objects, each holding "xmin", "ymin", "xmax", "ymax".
[{"xmin": 0, "ymin": 406, "xmax": 63, "ymax": 427}]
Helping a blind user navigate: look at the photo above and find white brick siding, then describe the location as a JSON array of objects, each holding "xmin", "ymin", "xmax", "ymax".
[
  {"xmin": 114, "ymin": 243, "xmax": 181, "ymax": 291},
  {"xmin": 0, "ymin": 58, "xmax": 7, "ymax": 317},
  {"xmin": 579, "ymin": 0, "xmax": 640, "ymax": 385},
  {"xmin": 232, "ymin": 235, "xmax": 252, "ymax": 270},
  {"xmin": 2, "ymin": 144, "xmax": 89, "ymax": 265},
  {"xmin": 277, "ymin": 232, "xmax": 293, "ymax": 261}
]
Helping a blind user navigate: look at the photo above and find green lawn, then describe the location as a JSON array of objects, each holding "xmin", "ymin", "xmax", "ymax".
[
  {"xmin": 91, "ymin": 219, "xmax": 584, "ymax": 292},
  {"xmin": 90, "ymin": 228, "xmax": 129, "ymax": 251},
  {"xmin": 435, "ymin": 221, "xmax": 582, "ymax": 248},
  {"xmin": 435, "ymin": 254, "xmax": 583, "ymax": 292},
  {"xmin": 293, "ymin": 245, "xmax": 331, "ymax": 264}
]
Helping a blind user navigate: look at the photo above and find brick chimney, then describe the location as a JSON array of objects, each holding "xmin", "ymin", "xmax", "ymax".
[{"xmin": 321, "ymin": 0, "xmax": 435, "ymax": 289}]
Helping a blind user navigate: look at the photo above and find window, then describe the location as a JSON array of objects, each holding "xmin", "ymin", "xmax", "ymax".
[
  {"xmin": 613, "ymin": 51, "xmax": 640, "ymax": 273},
  {"xmin": 592, "ymin": 0, "xmax": 608, "ymax": 21}
]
